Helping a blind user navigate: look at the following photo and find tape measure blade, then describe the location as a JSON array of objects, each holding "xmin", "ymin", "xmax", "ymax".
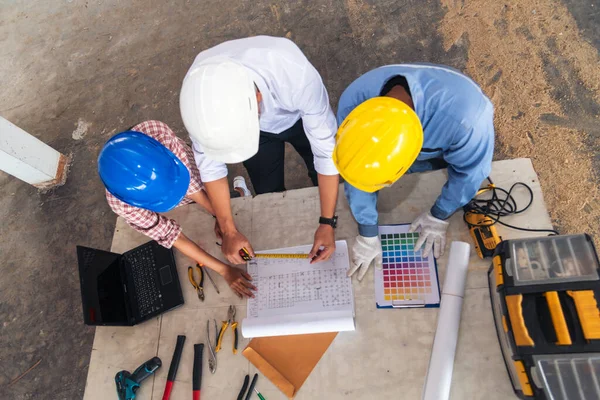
[{"xmin": 255, "ymin": 253, "xmax": 309, "ymax": 259}]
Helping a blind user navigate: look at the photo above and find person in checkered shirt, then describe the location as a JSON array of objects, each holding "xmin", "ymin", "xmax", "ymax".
[{"xmin": 98, "ymin": 120, "xmax": 256, "ymax": 298}]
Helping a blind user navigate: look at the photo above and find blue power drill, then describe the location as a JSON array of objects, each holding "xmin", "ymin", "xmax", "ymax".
[{"xmin": 115, "ymin": 357, "xmax": 162, "ymax": 400}]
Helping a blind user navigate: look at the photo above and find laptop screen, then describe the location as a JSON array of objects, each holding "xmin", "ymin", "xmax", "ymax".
[{"xmin": 77, "ymin": 246, "xmax": 129, "ymax": 325}]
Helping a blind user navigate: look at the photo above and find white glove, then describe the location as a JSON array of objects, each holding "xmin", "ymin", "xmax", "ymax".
[
  {"xmin": 409, "ymin": 211, "xmax": 449, "ymax": 259},
  {"xmin": 347, "ymin": 235, "xmax": 382, "ymax": 281}
]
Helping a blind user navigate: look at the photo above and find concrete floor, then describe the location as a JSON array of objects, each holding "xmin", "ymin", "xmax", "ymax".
[{"xmin": 0, "ymin": 1, "xmax": 598, "ymax": 399}]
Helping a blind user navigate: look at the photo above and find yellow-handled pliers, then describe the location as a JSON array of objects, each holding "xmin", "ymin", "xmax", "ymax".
[
  {"xmin": 187, "ymin": 265, "xmax": 205, "ymax": 302},
  {"xmin": 216, "ymin": 305, "xmax": 238, "ymax": 354}
]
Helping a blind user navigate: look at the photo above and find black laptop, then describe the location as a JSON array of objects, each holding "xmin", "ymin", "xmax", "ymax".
[{"xmin": 76, "ymin": 240, "xmax": 184, "ymax": 326}]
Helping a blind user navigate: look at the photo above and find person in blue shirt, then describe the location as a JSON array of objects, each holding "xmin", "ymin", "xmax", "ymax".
[{"xmin": 333, "ymin": 64, "xmax": 494, "ymax": 280}]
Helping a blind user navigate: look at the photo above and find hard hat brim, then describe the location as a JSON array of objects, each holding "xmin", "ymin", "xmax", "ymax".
[{"xmin": 201, "ymin": 131, "xmax": 260, "ymax": 164}]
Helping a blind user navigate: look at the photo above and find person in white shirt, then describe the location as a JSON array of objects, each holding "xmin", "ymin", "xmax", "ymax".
[{"xmin": 180, "ymin": 36, "xmax": 340, "ymax": 265}]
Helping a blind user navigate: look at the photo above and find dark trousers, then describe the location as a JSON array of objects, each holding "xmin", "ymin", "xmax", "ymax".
[{"xmin": 243, "ymin": 119, "xmax": 318, "ymax": 194}]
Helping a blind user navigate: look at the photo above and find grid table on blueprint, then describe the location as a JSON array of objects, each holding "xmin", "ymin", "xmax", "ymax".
[
  {"xmin": 261, "ymin": 268, "xmax": 351, "ymax": 310},
  {"xmin": 375, "ymin": 225, "xmax": 441, "ymax": 308},
  {"xmin": 247, "ymin": 241, "xmax": 354, "ymax": 319}
]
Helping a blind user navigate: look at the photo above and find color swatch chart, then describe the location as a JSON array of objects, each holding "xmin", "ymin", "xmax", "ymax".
[{"xmin": 374, "ymin": 224, "xmax": 440, "ymax": 308}]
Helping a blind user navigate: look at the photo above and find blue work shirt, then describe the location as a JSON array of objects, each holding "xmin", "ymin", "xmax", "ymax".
[{"xmin": 338, "ymin": 64, "xmax": 494, "ymax": 237}]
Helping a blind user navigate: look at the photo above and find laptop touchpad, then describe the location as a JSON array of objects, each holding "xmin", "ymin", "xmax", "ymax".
[{"xmin": 159, "ymin": 266, "xmax": 173, "ymax": 285}]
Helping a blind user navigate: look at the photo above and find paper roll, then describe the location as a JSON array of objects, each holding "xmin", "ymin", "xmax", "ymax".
[{"xmin": 422, "ymin": 241, "xmax": 470, "ymax": 400}]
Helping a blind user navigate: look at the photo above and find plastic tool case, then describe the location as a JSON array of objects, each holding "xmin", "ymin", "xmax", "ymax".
[{"xmin": 488, "ymin": 234, "xmax": 600, "ymax": 399}]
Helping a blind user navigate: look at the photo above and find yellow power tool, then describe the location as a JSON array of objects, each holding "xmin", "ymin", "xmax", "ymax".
[
  {"xmin": 464, "ymin": 184, "xmax": 503, "ymax": 258},
  {"xmin": 464, "ymin": 211, "xmax": 502, "ymax": 258}
]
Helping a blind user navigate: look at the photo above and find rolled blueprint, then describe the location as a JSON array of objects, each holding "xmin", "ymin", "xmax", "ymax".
[{"xmin": 422, "ymin": 241, "xmax": 470, "ymax": 400}]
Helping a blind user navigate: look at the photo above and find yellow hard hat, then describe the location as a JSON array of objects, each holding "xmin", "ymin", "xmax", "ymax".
[{"xmin": 333, "ymin": 97, "xmax": 423, "ymax": 193}]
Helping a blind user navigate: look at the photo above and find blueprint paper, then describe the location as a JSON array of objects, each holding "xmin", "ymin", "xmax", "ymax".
[{"xmin": 242, "ymin": 241, "xmax": 355, "ymax": 338}]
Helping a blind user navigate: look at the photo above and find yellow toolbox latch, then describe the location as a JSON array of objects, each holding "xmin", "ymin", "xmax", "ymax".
[
  {"xmin": 506, "ymin": 294, "xmax": 535, "ymax": 346},
  {"xmin": 513, "ymin": 360, "xmax": 534, "ymax": 396},
  {"xmin": 544, "ymin": 291, "xmax": 572, "ymax": 345},
  {"xmin": 567, "ymin": 290, "xmax": 600, "ymax": 340},
  {"xmin": 493, "ymin": 255, "xmax": 504, "ymax": 287}
]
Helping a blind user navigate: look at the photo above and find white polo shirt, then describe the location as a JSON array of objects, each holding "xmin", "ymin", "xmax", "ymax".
[{"xmin": 184, "ymin": 36, "xmax": 338, "ymax": 182}]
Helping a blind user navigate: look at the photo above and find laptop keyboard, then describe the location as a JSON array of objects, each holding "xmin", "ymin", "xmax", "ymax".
[{"xmin": 124, "ymin": 245, "xmax": 164, "ymax": 318}]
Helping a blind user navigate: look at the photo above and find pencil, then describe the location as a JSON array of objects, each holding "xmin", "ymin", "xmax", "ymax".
[{"xmin": 254, "ymin": 388, "xmax": 266, "ymax": 400}]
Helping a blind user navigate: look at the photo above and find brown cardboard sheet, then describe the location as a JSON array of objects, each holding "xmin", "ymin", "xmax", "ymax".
[{"xmin": 242, "ymin": 332, "xmax": 337, "ymax": 398}]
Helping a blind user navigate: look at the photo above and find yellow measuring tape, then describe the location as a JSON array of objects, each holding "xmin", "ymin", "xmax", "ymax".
[
  {"xmin": 254, "ymin": 253, "xmax": 309, "ymax": 259},
  {"xmin": 240, "ymin": 247, "xmax": 310, "ymax": 260}
]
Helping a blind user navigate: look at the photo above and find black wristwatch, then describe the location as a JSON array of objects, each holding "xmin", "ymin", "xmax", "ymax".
[{"xmin": 319, "ymin": 215, "xmax": 338, "ymax": 229}]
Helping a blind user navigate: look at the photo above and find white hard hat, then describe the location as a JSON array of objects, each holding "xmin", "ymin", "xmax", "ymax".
[{"xmin": 180, "ymin": 59, "xmax": 260, "ymax": 163}]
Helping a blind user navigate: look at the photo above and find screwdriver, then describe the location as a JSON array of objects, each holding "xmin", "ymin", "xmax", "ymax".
[{"xmin": 198, "ymin": 264, "xmax": 220, "ymax": 294}]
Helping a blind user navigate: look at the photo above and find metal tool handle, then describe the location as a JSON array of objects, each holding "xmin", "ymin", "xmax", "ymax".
[
  {"xmin": 206, "ymin": 319, "xmax": 218, "ymax": 374},
  {"xmin": 131, "ymin": 357, "xmax": 162, "ymax": 384},
  {"xmin": 231, "ymin": 322, "xmax": 239, "ymax": 354},
  {"xmin": 193, "ymin": 344, "xmax": 204, "ymax": 400},
  {"xmin": 215, "ymin": 321, "xmax": 228, "ymax": 352}
]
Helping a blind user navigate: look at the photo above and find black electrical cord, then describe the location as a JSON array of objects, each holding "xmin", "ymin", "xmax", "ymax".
[{"xmin": 463, "ymin": 177, "xmax": 559, "ymax": 235}]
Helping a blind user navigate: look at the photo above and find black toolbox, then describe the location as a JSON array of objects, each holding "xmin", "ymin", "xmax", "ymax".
[{"xmin": 488, "ymin": 234, "xmax": 600, "ymax": 399}]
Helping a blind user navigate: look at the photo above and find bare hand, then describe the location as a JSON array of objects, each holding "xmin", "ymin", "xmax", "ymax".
[
  {"xmin": 222, "ymin": 230, "xmax": 254, "ymax": 264},
  {"xmin": 309, "ymin": 225, "xmax": 336, "ymax": 264},
  {"xmin": 223, "ymin": 266, "xmax": 257, "ymax": 298}
]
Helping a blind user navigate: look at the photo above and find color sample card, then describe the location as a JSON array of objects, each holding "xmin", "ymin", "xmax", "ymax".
[{"xmin": 375, "ymin": 224, "xmax": 440, "ymax": 308}]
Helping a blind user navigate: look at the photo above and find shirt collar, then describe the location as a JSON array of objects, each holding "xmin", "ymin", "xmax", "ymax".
[
  {"xmin": 402, "ymin": 75, "xmax": 424, "ymax": 121},
  {"xmin": 379, "ymin": 74, "xmax": 423, "ymax": 121}
]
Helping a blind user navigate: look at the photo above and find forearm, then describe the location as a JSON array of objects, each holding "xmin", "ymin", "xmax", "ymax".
[
  {"xmin": 344, "ymin": 182, "xmax": 379, "ymax": 237},
  {"xmin": 173, "ymin": 232, "xmax": 229, "ymax": 276},
  {"xmin": 203, "ymin": 177, "xmax": 236, "ymax": 233},
  {"xmin": 188, "ymin": 190, "xmax": 215, "ymax": 216},
  {"xmin": 317, "ymin": 174, "xmax": 339, "ymax": 218},
  {"xmin": 433, "ymin": 169, "xmax": 488, "ymax": 220},
  {"xmin": 310, "ymin": 173, "xmax": 339, "ymax": 262}
]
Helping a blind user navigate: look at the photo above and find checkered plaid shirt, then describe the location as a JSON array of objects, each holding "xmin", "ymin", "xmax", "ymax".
[{"xmin": 105, "ymin": 120, "xmax": 203, "ymax": 248}]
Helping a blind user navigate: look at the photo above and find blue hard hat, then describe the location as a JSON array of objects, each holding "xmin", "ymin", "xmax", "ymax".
[{"xmin": 98, "ymin": 131, "xmax": 190, "ymax": 212}]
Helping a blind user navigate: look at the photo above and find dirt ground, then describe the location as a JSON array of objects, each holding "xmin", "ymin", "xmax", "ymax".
[
  {"xmin": 440, "ymin": 0, "xmax": 600, "ymax": 243},
  {"xmin": 0, "ymin": 0, "xmax": 599, "ymax": 399}
]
